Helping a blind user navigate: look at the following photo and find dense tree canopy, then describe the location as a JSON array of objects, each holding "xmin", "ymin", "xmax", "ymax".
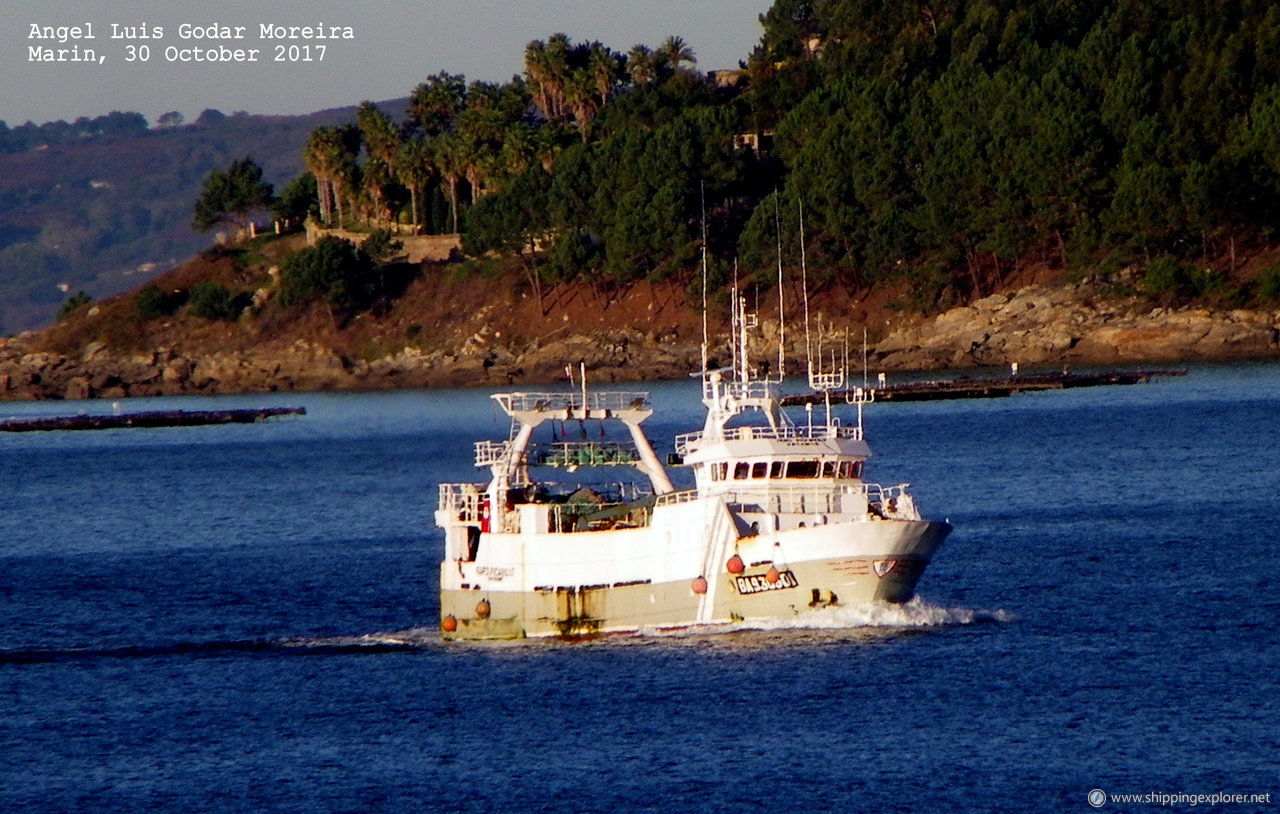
[
  {"xmin": 191, "ymin": 157, "xmax": 275, "ymax": 232},
  {"xmin": 278, "ymin": 235, "xmax": 378, "ymax": 316},
  {"xmin": 293, "ymin": 1, "xmax": 1280, "ymax": 306},
  {"xmin": 737, "ymin": 0, "xmax": 1280, "ymax": 300}
]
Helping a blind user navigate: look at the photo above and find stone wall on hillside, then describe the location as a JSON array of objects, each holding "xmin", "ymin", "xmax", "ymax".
[{"xmin": 304, "ymin": 222, "xmax": 461, "ymax": 263}]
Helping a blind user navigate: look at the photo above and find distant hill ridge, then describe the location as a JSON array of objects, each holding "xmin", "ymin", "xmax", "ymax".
[{"xmin": 0, "ymin": 99, "xmax": 408, "ymax": 334}]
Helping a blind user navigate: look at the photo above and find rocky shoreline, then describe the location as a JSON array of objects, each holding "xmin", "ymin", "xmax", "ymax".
[
  {"xmin": 0, "ymin": 331, "xmax": 706, "ymax": 401},
  {"xmin": 2, "ymin": 282, "xmax": 1277, "ymax": 401},
  {"xmin": 874, "ymin": 282, "xmax": 1280, "ymax": 369}
]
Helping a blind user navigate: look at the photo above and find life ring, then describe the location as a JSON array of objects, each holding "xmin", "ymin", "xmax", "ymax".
[{"xmin": 479, "ymin": 498, "xmax": 491, "ymax": 533}]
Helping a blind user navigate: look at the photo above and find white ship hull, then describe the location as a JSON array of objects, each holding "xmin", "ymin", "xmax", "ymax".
[{"xmin": 439, "ymin": 494, "xmax": 950, "ymax": 640}]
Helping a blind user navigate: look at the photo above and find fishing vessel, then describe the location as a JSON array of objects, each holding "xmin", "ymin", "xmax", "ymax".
[{"xmin": 436, "ymin": 290, "xmax": 952, "ymax": 640}]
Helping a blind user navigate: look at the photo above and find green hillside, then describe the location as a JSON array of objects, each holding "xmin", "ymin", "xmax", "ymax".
[
  {"xmin": 278, "ymin": 0, "xmax": 1280, "ymax": 313},
  {"xmin": 11, "ymin": 0, "xmax": 1280, "ymax": 338},
  {"xmin": 0, "ymin": 104, "xmax": 401, "ymax": 333},
  {"xmin": 736, "ymin": 0, "xmax": 1280, "ymax": 301}
]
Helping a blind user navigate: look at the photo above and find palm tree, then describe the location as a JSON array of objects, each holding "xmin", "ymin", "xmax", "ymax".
[
  {"xmin": 363, "ymin": 155, "xmax": 394, "ymax": 224},
  {"xmin": 544, "ymin": 33, "xmax": 572, "ymax": 119},
  {"xmin": 397, "ymin": 138, "xmax": 434, "ymax": 233},
  {"xmin": 357, "ymin": 101, "xmax": 401, "ymax": 171},
  {"xmin": 306, "ymin": 126, "xmax": 355, "ymax": 226},
  {"xmin": 626, "ymin": 44, "xmax": 657, "ymax": 85},
  {"xmin": 658, "ymin": 35, "xmax": 697, "ymax": 73},
  {"xmin": 328, "ymin": 126, "xmax": 362, "ymax": 229},
  {"xmin": 563, "ymin": 69, "xmax": 601, "ymax": 139},
  {"xmin": 432, "ymin": 132, "xmax": 466, "ymax": 233},
  {"xmin": 524, "ymin": 39, "xmax": 552, "ymax": 119},
  {"xmin": 303, "ymin": 129, "xmax": 333, "ymax": 224},
  {"xmin": 330, "ymin": 154, "xmax": 359, "ymax": 230},
  {"xmin": 531, "ymin": 123, "xmax": 564, "ymax": 172},
  {"xmin": 588, "ymin": 44, "xmax": 621, "ymax": 103},
  {"xmin": 356, "ymin": 102, "xmax": 403, "ymax": 227},
  {"xmin": 459, "ymin": 131, "xmax": 489, "ymax": 201}
]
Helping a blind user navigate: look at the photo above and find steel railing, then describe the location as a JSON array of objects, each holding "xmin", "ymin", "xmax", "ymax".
[
  {"xmin": 475, "ymin": 440, "xmax": 642, "ymax": 469},
  {"xmin": 438, "ymin": 482, "xmax": 484, "ymax": 521},
  {"xmin": 654, "ymin": 482, "xmax": 918, "ymax": 519},
  {"xmin": 675, "ymin": 423, "xmax": 862, "ymax": 454},
  {"xmin": 493, "ymin": 391, "xmax": 651, "ymax": 414}
]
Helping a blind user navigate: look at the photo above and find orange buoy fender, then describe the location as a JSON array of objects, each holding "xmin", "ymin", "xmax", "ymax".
[
  {"xmin": 765, "ymin": 565, "xmax": 781, "ymax": 584},
  {"xmin": 475, "ymin": 599, "xmax": 491, "ymax": 619},
  {"xmin": 726, "ymin": 554, "xmax": 745, "ymax": 574},
  {"xmin": 691, "ymin": 576, "xmax": 708, "ymax": 595},
  {"xmin": 441, "ymin": 614, "xmax": 458, "ymax": 633}
]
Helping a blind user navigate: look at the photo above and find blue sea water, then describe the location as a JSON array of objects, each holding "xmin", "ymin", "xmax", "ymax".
[{"xmin": 1, "ymin": 364, "xmax": 1278, "ymax": 812}]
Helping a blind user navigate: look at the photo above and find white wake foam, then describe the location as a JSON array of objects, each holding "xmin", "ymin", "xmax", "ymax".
[
  {"xmin": 350, "ymin": 627, "xmax": 442, "ymax": 646},
  {"xmin": 276, "ymin": 627, "xmax": 443, "ymax": 650},
  {"xmin": 635, "ymin": 597, "xmax": 1014, "ymax": 640},
  {"xmin": 732, "ymin": 596, "xmax": 1014, "ymax": 631}
]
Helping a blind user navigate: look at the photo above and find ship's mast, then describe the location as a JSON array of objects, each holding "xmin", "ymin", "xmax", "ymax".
[{"xmin": 790, "ymin": 199, "xmax": 857, "ymax": 434}]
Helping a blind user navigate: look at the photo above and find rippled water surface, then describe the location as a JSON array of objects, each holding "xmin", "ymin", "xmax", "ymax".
[{"xmin": 2, "ymin": 364, "xmax": 1277, "ymax": 811}]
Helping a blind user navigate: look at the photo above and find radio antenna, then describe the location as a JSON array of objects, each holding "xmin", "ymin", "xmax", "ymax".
[
  {"xmin": 800, "ymin": 199, "xmax": 812, "ymax": 381},
  {"xmin": 862, "ymin": 327, "xmax": 869, "ymax": 389},
  {"xmin": 731, "ymin": 257, "xmax": 739, "ymax": 378},
  {"xmin": 700, "ymin": 182, "xmax": 708, "ymax": 373},
  {"xmin": 774, "ymin": 193, "xmax": 785, "ymax": 378}
]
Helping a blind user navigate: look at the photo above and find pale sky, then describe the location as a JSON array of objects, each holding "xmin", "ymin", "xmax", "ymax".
[{"xmin": 5, "ymin": 0, "xmax": 773, "ymax": 126}]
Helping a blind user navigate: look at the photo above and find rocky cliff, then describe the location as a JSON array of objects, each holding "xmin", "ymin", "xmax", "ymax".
[
  {"xmin": 0, "ymin": 330, "xmax": 704, "ymax": 401},
  {"xmin": 873, "ymin": 282, "xmax": 1280, "ymax": 370},
  {"xmin": 3, "ymin": 277, "xmax": 1277, "ymax": 402}
]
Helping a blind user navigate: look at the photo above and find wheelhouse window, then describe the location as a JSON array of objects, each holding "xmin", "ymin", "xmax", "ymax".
[
  {"xmin": 714, "ymin": 459, "xmax": 859, "ymax": 481},
  {"xmin": 787, "ymin": 460, "xmax": 820, "ymax": 478}
]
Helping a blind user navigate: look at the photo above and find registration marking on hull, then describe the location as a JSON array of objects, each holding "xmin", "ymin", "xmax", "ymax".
[{"xmin": 734, "ymin": 570, "xmax": 799, "ymax": 595}]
